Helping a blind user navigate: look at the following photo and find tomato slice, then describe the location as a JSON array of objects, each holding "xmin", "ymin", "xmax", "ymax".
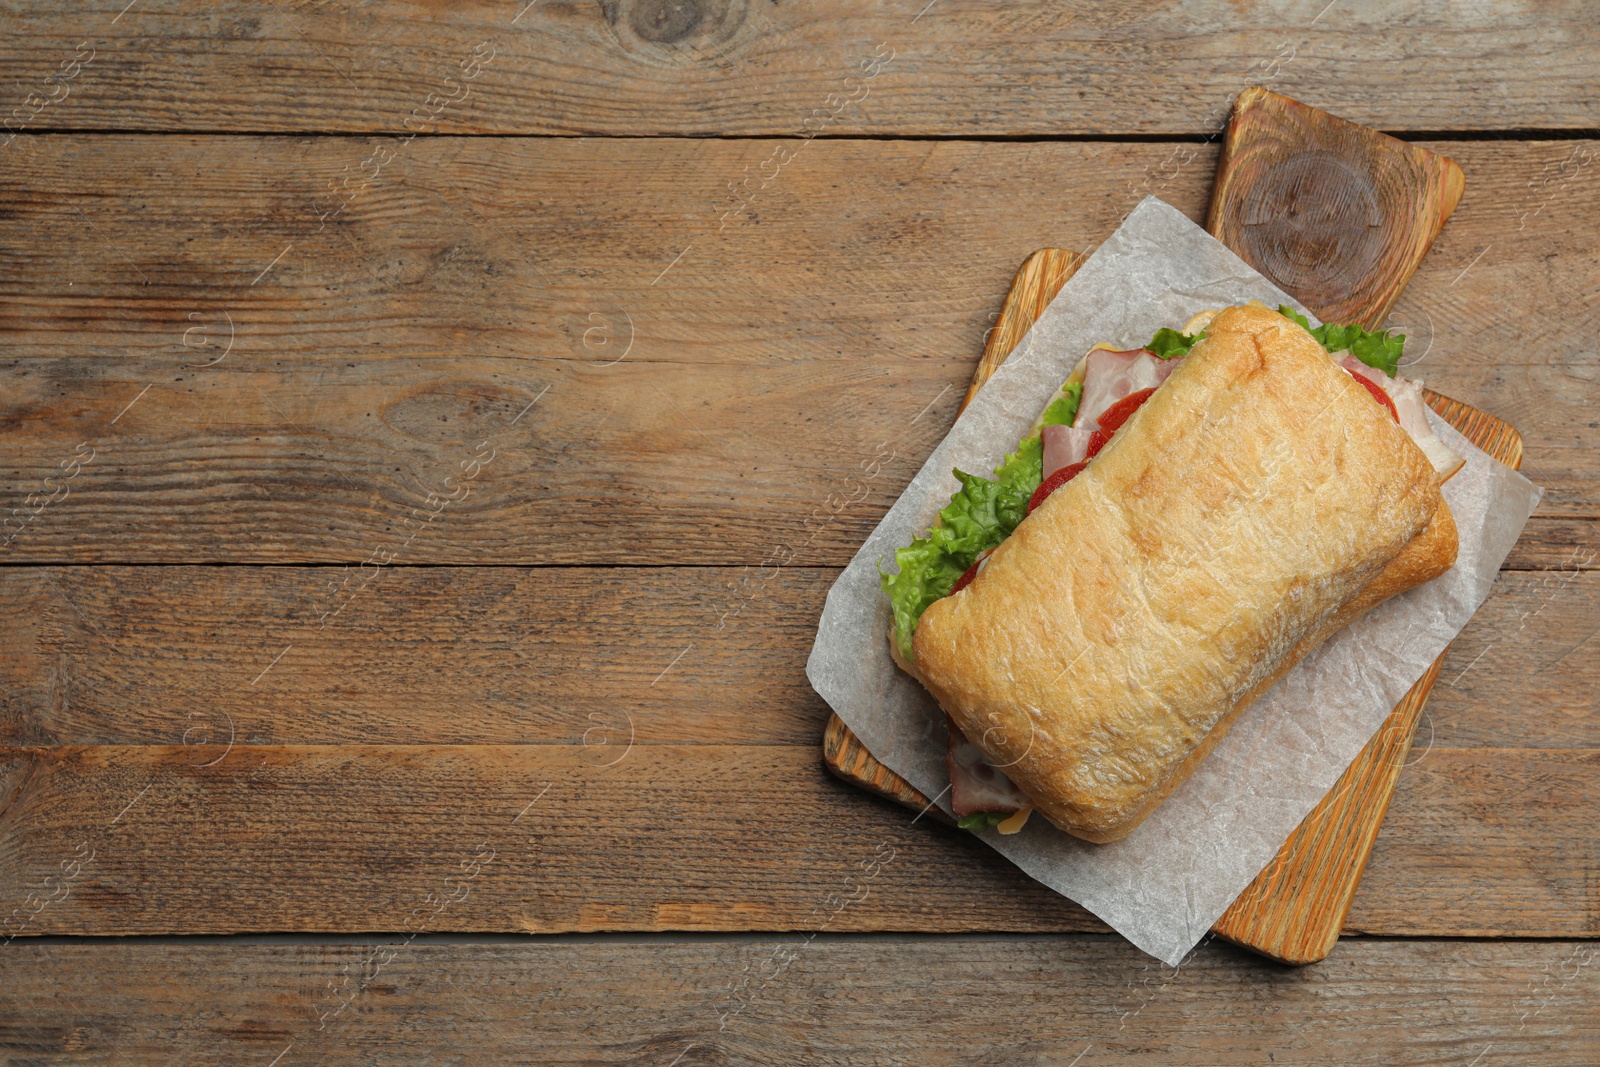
[
  {"xmin": 1095, "ymin": 387, "xmax": 1157, "ymax": 435},
  {"xmin": 1084, "ymin": 430, "xmax": 1108, "ymax": 460},
  {"xmin": 1027, "ymin": 460, "xmax": 1088, "ymax": 514},
  {"xmin": 1352, "ymin": 373, "xmax": 1400, "ymax": 422}
]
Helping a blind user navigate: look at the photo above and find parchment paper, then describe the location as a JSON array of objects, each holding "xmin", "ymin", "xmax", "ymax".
[{"xmin": 806, "ymin": 197, "xmax": 1544, "ymax": 965}]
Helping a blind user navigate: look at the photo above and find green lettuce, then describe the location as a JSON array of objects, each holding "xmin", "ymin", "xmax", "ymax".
[
  {"xmin": 880, "ymin": 433, "xmax": 1046, "ymax": 661},
  {"xmin": 957, "ymin": 812, "xmax": 1010, "ymax": 832},
  {"xmin": 1040, "ymin": 380, "xmax": 1083, "ymax": 427},
  {"xmin": 1147, "ymin": 326, "xmax": 1204, "ymax": 360},
  {"xmin": 1277, "ymin": 305, "xmax": 1404, "ymax": 377}
]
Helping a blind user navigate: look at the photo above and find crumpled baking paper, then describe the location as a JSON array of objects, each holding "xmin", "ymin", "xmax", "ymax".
[{"xmin": 806, "ymin": 196, "xmax": 1544, "ymax": 965}]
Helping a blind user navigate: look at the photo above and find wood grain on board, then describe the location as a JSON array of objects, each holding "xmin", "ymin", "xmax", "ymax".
[
  {"xmin": 1215, "ymin": 658, "xmax": 1444, "ymax": 960},
  {"xmin": 0, "ymin": 136, "xmax": 1594, "ymax": 566},
  {"xmin": 1, "ymin": 2, "xmax": 1598, "ymax": 135},
  {"xmin": 1209, "ymin": 87, "xmax": 1465, "ymax": 329},
  {"xmin": 963, "ymin": 247, "xmax": 1085, "ymax": 412},
  {"xmin": 822, "ymin": 714, "xmax": 954, "ymax": 826},
  {"xmin": 0, "ymin": 743, "xmax": 1595, "ymax": 937},
  {"xmin": 3, "ymin": 939, "xmax": 1596, "ymax": 1065}
]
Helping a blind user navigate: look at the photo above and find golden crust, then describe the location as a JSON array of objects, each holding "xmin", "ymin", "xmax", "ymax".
[
  {"xmin": 910, "ymin": 304, "xmax": 1453, "ymax": 843},
  {"xmin": 1041, "ymin": 496, "xmax": 1457, "ymax": 843}
]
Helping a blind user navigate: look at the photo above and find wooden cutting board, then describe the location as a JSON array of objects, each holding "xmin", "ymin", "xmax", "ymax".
[
  {"xmin": 823, "ymin": 88, "xmax": 1521, "ymax": 965},
  {"xmin": 1210, "ymin": 86, "xmax": 1466, "ymax": 330}
]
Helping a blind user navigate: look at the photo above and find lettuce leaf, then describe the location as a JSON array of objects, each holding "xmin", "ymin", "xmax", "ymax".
[
  {"xmin": 1277, "ymin": 305, "xmax": 1404, "ymax": 377},
  {"xmin": 880, "ymin": 434, "xmax": 1045, "ymax": 661},
  {"xmin": 1040, "ymin": 380, "xmax": 1083, "ymax": 427},
  {"xmin": 957, "ymin": 812, "xmax": 1010, "ymax": 831},
  {"xmin": 1147, "ymin": 327, "xmax": 1204, "ymax": 360}
]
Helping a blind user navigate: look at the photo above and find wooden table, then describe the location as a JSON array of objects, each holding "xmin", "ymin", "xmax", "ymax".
[{"xmin": 2, "ymin": 3, "xmax": 1596, "ymax": 1062}]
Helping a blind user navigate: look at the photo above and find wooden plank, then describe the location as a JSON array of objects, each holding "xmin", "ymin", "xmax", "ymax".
[
  {"xmin": 1426, "ymin": 571, "xmax": 1600, "ymax": 750},
  {"xmin": 2, "ymin": 2, "xmax": 1598, "ymax": 136},
  {"xmin": 1208, "ymin": 87, "xmax": 1464, "ymax": 329},
  {"xmin": 0, "ymin": 564, "xmax": 841, "ymax": 746},
  {"xmin": 1349, "ymin": 747, "xmax": 1600, "ymax": 937},
  {"xmin": 0, "ymin": 744, "xmax": 1595, "ymax": 937},
  {"xmin": 0, "ymin": 137, "xmax": 1595, "ymax": 566},
  {"xmin": 0, "ymin": 569, "xmax": 1593, "ymax": 749},
  {"xmin": 0, "ymin": 743, "xmax": 1107, "ymax": 937},
  {"xmin": 1504, "ymin": 518, "xmax": 1600, "ymax": 570},
  {"xmin": 3, "ymin": 938, "xmax": 1597, "ymax": 1065}
]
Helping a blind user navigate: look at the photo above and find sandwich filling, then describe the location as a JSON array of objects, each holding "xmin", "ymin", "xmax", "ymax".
[{"xmin": 879, "ymin": 304, "xmax": 1463, "ymax": 831}]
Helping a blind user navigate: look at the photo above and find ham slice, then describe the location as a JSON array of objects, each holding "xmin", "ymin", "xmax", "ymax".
[
  {"xmin": 1338, "ymin": 355, "xmax": 1465, "ymax": 481},
  {"xmin": 1076, "ymin": 348, "xmax": 1180, "ymax": 429},
  {"xmin": 1040, "ymin": 423, "xmax": 1096, "ymax": 478},
  {"xmin": 946, "ymin": 714, "xmax": 1031, "ymax": 816}
]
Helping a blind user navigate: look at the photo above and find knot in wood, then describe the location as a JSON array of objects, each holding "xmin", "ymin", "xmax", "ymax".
[
  {"xmin": 1237, "ymin": 152, "xmax": 1386, "ymax": 310},
  {"xmin": 615, "ymin": 0, "xmax": 746, "ymax": 43}
]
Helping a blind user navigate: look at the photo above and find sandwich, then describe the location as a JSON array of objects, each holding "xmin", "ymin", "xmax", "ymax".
[{"xmin": 880, "ymin": 303, "xmax": 1462, "ymax": 843}]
